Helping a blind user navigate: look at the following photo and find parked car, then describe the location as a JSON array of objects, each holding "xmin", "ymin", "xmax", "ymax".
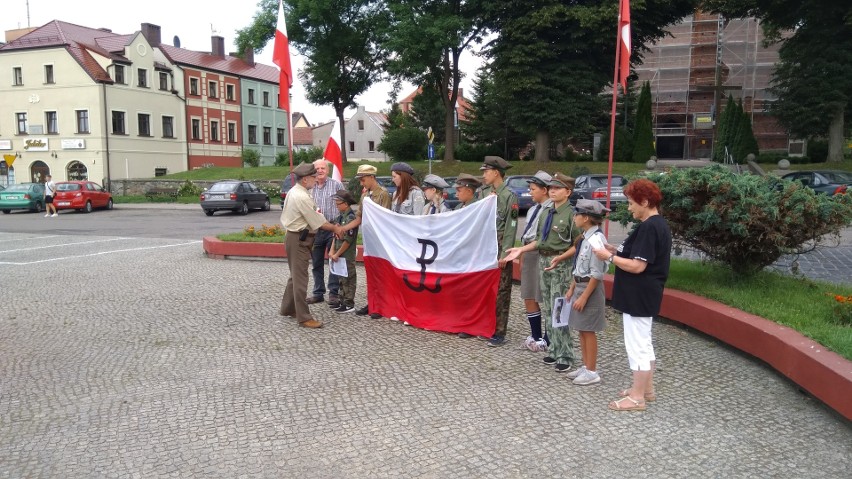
[
  {"xmin": 200, "ymin": 180, "xmax": 270, "ymax": 216},
  {"xmin": 0, "ymin": 182, "xmax": 45, "ymax": 214},
  {"xmin": 443, "ymin": 176, "xmax": 460, "ymax": 210},
  {"xmin": 279, "ymin": 174, "xmax": 296, "ymax": 209},
  {"xmin": 54, "ymin": 181, "xmax": 113, "ymax": 213},
  {"xmin": 780, "ymin": 170, "xmax": 851, "ymax": 196},
  {"xmin": 376, "ymin": 176, "xmax": 397, "ymax": 198},
  {"xmin": 504, "ymin": 175, "xmax": 537, "ymax": 212},
  {"xmin": 570, "ymin": 174, "xmax": 627, "ymax": 206}
]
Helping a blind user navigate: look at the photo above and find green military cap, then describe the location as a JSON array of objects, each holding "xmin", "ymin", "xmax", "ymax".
[
  {"xmin": 547, "ymin": 172, "xmax": 575, "ymax": 189},
  {"xmin": 454, "ymin": 173, "xmax": 482, "ymax": 189},
  {"xmin": 479, "ymin": 155, "xmax": 512, "ymax": 172},
  {"xmin": 292, "ymin": 162, "xmax": 317, "ymax": 178}
]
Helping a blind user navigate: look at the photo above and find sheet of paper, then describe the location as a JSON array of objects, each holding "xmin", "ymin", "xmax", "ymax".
[
  {"xmin": 552, "ymin": 297, "xmax": 572, "ymax": 328},
  {"xmin": 587, "ymin": 233, "xmax": 606, "ymax": 251},
  {"xmin": 329, "ymin": 257, "xmax": 348, "ymax": 277}
]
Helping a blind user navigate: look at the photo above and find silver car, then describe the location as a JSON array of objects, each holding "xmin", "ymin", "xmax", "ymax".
[
  {"xmin": 200, "ymin": 180, "xmax": 270, "ymax": 216},
  {"xmin": 569, "ymin": 174, "xmax": 626, "ymax": 206}
]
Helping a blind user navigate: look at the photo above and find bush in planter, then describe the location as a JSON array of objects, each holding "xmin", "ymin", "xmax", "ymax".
[{"xmin": 612, "ymin": 165, "xmax": 852, "ymax": 275}]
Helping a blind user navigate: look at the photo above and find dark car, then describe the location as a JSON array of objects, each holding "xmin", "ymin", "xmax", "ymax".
[
  {"xmin": 504, "ymin": 175, "xmax": 537, "ymax": 212},
  {"xmin": 54, "ymin": 181, "xmax": 113, "ymax": 213},
  {"xmin": 200, "ymin": 180, "xmax": 270, "ymax": 216},
  {"xmin": 279, "ymin": 174, "xmax": 296, "ymax": 209},
  {"xmin": 780, "ymin": 170, "xmax": 851, "ymax": 196},
  {"xmin": 376, "ymin": 176, "xmax": 397, "ymax": 198},
  {"xmin": 570, "ymin": 174, "xmax": 627, "ymax": 206},
  {"xmin": 443, "ymin": 176, "xmax": 460, "ymax": 210},
  {"xmin": 0, "ymin": 182, "xmax": 45, "ymax": 214}
]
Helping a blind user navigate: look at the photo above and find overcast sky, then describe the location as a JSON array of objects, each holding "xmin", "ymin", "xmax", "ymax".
[{"xmin": 3, "ymin": 0, "xmax": 485, "ymax": 126}]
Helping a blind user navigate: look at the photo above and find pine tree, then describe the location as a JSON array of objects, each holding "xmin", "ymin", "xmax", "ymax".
[
  {"xmin": 714, "ymin": 95, "xmax": 735, "ymax": 162},
  {"xmin": 632, "ymin": 81, "xmax": 655, "ymax": 163}
]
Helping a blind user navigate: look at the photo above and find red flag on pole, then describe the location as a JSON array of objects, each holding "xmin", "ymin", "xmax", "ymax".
[
  {"xmin": 323, "ymin": 117, "xmax": 345, "ymax": 183},
  {"xmin": 272, "ymin": 0, "xmax": 292, "ymax": 113},
  {"xmin": 618, "ymin": 0, "xmax": 631, "ymax": 93}
]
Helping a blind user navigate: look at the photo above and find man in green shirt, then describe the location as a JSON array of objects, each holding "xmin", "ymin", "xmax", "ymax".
[{"xmin": 478, "ymin": 156, "xmax": 519, "ymax": 347}]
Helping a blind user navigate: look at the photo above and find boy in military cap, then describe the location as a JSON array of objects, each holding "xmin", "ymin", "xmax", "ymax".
[
  {"xmin": 478, "ymin": 156, "xmax": 519, "ymax": 347},
  {"xmin": 328, "ymin": 190, "xmax": 359, "ymax": 313},
  {"xmin": 422, "ymin": 174, "xmax": 451, "ymax": 214},
  {"xmin": 453, "ymin": 174, "xmax": 481, "ymax": 210}
]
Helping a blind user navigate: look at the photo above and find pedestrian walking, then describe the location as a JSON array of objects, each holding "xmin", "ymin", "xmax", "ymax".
[
  {"xmin": 421, "ymin": 174, "xmax": 451, "ymax": 214},
  {"xmin": 279, "ymin": 162, "xmax": 340, "ymax": 329},
  {"xmin": 44, "ymin": 174, "xmax": 58, "ymax": 217},
  {"xmin": 328, "ymin": 190, "xmax": 359, "ymax": 314},
  {"xmin": 307, "ymin": 159, "xmax": 346, "ymax": 307},
  {"xmin": 593, "ymin": 179, "xmax": 671, "ymax": 411}
]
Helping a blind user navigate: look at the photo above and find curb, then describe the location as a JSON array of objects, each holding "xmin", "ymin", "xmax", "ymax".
[{"xmin": 203, "ymin": 237, "xmax": 852, "ymax": 420}]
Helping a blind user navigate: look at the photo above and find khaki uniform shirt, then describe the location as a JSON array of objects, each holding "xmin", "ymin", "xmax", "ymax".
[
  {"xmin": 280, "ymin": 183, "xmax": 327, "ymax": 232},
  {"xmin": 479, "ymin": 183, "xmax": 519, "ymax": 257},
  {"xmin": 454, "ymin": 199, "xmax": 475, "ymax": 210},
  {"xmin": 536, "ymin": 201, "xmax": 574, "ymax": 253},
  {"xmin": 357, "ymin": 184, "xmax": 392, "ymax": 216}
]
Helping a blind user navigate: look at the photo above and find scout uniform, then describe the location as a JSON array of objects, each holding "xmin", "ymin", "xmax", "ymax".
[
  {"xmin": 422, "ymin": 174, "xmax": 451, "ymax": 215},
  {"xmin": 331, "ymin": 191, "xmax": 359, "ymax": 312},
  {"xmin": 478, "ymin": 156, "xmax": 519, "ymax": 344},
  {"xmin": 453, "ymin": 174, "xmax": 481, "ymax": 211},
  {"xmin": 279, "ymin": 162, "xmax": 330, "ymax": 328},
  {"xmin": 353, "ymin": 164, "xmax": 391, "ymax": 318},
  {"xmin": 537, "ymin": 173, "xmax": 577, "ymax": 367}
]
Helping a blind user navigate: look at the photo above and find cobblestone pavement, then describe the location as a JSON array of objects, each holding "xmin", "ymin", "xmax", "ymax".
[{"xmin": 0, "ymin": 232, "xmax": 850, "ymax": 478}]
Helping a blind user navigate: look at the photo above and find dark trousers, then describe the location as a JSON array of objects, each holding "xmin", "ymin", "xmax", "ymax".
[
  {"xmin": 494, "ymin": 264, "xmax": 513, "ymax": 338},
  {"xmin": 311, "ymin": 229, "xmax": 340, "ymax": 298},
  {"xmin": 281, "ymin": 231, "xmax": 316, "ymax": 324}
]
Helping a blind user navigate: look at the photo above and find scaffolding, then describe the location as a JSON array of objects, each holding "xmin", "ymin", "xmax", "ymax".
[{"xmin": 634, "ymin": 12, "xmax": 790, "ymax": 159}]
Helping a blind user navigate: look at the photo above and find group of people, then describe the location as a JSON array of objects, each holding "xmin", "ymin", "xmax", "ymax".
[{"xmin": 279, "ymin": 156, "xmax": 671, "ymax": 412}]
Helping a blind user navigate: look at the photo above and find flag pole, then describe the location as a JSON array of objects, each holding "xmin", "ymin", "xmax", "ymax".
[
  {"xmin": 605, "ymin": 0, "xmax": 625, "ymax": 238},
  {"xmin": 288, "ymin": 97, "xmax": 294, "ymax": 173}
]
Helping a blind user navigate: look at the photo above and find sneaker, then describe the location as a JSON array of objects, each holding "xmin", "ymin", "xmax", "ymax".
[
  {"xmin": 403, "ymin": 321, "xmax": 411, "ymax": 326},
  {"xmin": 389, "ymin": 316, "xmax": 400, "ymax": 322},
  {"xmin": 566, "ymin": 366, "xmax": 587, "ymax": 380},
  {"xmin": 51, "ymin": 213, "xmax": 58, "ymax": 217},
  {"xmin": 355, "ymin": 306, "xmax": 369, "ymax": 316},
  {"xmin": 328, "ymin": 300, "xmax": 341, "ymax": 308},
  {"xmin": 457, "ymin": 332, "xmax": 472, "ymax": 339},
  {"xmin": 369, "ymin": 313, "xmax": 382, "ymax": 319},
  {"xmin": 338, "ymin": 305, "xmax": 356, "ymax": 313},
  {"xmin": 521, "ymin": 336, "xmax": 536, "ymax": 350},
  {"xmin": 44, "ymin": 213, "xmax": 51, "ymax": 217},
  {"xmin": 555, "ymin": 363, "xmax": 571, "ymax": 372},
  {"xmin": 486, "ymin": 336, "xmax": 506, "ymax": 347},
  {"xmin": 543, "ymin": 357, "xmax": 556, "ymax": 364},
  {"xmin": 572, "ymin": 370, "xmax": 601, "ymax": 386}
]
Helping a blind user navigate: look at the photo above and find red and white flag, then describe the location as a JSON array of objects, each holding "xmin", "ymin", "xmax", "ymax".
[
  {"xmin": 361, "ymin": 195, "xmax": 499, "ymax": 337},
  {"xmin": 618, "ymin": 0, "xmax": 631, "ymax": 93},
  {"xmin": 272, "ymin": 0, "xmax": 293, "ymax": 113},
  {"xmin": 323, "ymin": 117, "xmax": 345, "ymax": 183}
]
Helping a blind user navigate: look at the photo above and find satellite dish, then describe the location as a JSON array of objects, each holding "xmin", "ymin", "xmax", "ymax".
[{"xmin": 173, "ymin": 35, "xmax": 181, "ymax": 48}]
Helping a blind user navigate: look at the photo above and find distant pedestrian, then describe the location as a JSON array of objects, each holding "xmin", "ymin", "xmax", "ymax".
[
  {"xmin": 307, "ymin": 159, "xmax": 345, "ymax": 308},
  {"xmin": 328, "ymin": 190, "xmax": 359, "ymax": 314},
  {"xmin": 44, "ymin": 174, "xmax": 58, "ymax": 217},
  {"xmin": 390, "ymin": 162, "xmax": 425, "ymax": 215},
  {"xmin": 593, "ymin": 179, "xmax": 671, "ymax": 411},
  {"xmin": 279, "ymin": 162, "xmax": 341, "ymax": 329},
  {"xmin": 421, "ymin": 174, "xmax": 451, "ymax": 214}
]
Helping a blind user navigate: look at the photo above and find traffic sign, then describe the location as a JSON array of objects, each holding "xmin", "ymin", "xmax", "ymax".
[
  {"xmin": 427, "ymin": 127, "xmax": 434, "ymax": 144},
  {"xmin": 427, "ymin": 144, "xmax": 435, "ymax": 159}
]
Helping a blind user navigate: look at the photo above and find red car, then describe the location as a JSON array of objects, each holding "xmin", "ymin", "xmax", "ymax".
[{"xmin": 54, "ymin": 181, "xmax": 114, "ymax": 213}]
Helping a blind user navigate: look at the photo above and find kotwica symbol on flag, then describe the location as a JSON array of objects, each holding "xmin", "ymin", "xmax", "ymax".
[{"xmin": 403, "ymin": 239, "xmax": 442, "ymax": 293}]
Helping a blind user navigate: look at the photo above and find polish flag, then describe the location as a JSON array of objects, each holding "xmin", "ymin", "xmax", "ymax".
[
  {"xmin": 272, "ymin": 0, "xmax": 293, "ymax": 113},
  {"xmin": 323, "ymin": 117, "xmax": 345, "ymax": 183},
  {"xmin": 361, "ymin": 195, "xmax": 499, "ymax": 337},
  {"xmin": 618, "ymin": 0, "xmax": 631, "ymax": 93}
]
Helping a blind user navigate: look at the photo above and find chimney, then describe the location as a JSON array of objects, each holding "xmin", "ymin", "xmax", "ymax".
[
  {"xmin": 211, "ymin": 35, "xmax": 225, "ymax": 57},
  {"xmin": 243, "ymin": 46, "xmax": 254, "ymax": 66},
  {"xmin": 141, "ymin": 23, "xmax": 161, "ymax": 47}
]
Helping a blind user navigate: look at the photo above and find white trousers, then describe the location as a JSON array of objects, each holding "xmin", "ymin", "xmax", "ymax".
[{"xmin": 623, "ymin": 313, "xmax": 656, "ymax": 371}]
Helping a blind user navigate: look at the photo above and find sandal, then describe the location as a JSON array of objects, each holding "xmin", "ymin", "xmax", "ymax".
[
  {"xmin": 619, "ymin": 389, "xmax": 656, "ymax": 402},
  {"xmin": 609, "ymin": 396, "xmax": 646, "ymax": 411}
]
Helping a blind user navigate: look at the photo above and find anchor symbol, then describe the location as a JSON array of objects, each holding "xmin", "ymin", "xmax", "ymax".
[{"xmin": 403, "ymin": 239, "xmax": 442, "ymax": 293}]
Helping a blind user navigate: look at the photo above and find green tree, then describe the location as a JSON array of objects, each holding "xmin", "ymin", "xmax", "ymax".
[
  {"xmin": 409, "ymin": 82, "xmax": 448, "ymax": 144},
  {"xmin": 599, "ymin": 124, "xmax": 634, "ymax": 163},
  {"xmin": 702, "ymin": 0, "xmax": 852, "ymax": 162},
  {"xmin": 733, "ymin": 104, "xmax": 759, "ymax": 162},
  {"xmin": 242, "ymin": 149, "xmax": 261, "ymax": 167},
  {"xmin": 713, "ymin": 94, "xmax": 735, "ymax": 162},
  {"xmin": 383, "ymin": 0, "xmax": 487, "ymax": 163},
  {"xmin": 236, "ymin": 0, "xmax": 388, "ymax": 164},
  {"xmin": 378, "ymin": 127, "xmax": 429, "ymax": 162},
  {"xmin": 632, "ymin": 81, "xmax": 655, "ymax": 163},
  {"xmin": 466, "ymin": 65, "xmax": 527, "ymax": 159}
]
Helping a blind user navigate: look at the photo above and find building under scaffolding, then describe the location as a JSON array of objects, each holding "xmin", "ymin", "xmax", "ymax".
[{"xmin": 634, "ymin": 12, "xmax": 798, "ymax": 160}]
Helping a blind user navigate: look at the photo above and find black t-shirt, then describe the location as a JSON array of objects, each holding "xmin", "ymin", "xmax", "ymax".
[{"xmin": 612, "ymin": 215, "xmax": 672, "ymax": 317}]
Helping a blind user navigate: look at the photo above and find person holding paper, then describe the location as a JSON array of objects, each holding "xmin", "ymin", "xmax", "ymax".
[
  {"xmin": 328, "ymin": 190, "xmax": 359, "ymax": 313},
  {"xmin": 564, "ymin": 199, "xmax": 611, "ymax": 386}
]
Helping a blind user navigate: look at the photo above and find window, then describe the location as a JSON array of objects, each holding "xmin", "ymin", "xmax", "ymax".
[
  {"xmin": 191, "ymin": 119, "xmax": 201, "ymax": 140},
  {"xmin": 189, "ymin": 78, "xmax": 199, "ymax": 95},
  {"xmin": 263, "ymin": 127, "xmax": 272, "ymax": 145},
  {"xmin": 44, "ymin": 65, "xmax": 54, "ymax": 84},
  {"xmin": 210, "ymin": 120, "xmax": 219, "ymax": 141},
  {"xmin": 208, "ymin": 81, "xmax": 217, "ymax": 98},
  {"xmin": 67, "ymin": 161, "xmax": 88, "ymax": 181},
  {"xmin": 16, "ymin": 112, "xmax": 27, "ymax": 134},
  {"xmin": 263, "ymin": 91, "xmax": 270, "ymax": 107},
  {"xmin": 45, "ymin": 111, "xmax": 58, "ymax": 134},
  {"xmin": 248, "ymin": 125, "xmax": 257, "ymax": 144},
  {"xmin": 76, "ymin": 110, "xmax": 89, "ymax": 133},
  {"xmin": 13, "ymin": 67, "xmax": 23, "ymax": 85},
  {"xmin": 114, "ymin": 65, "xmax": 125, "ymax": 84},
  {"xmin": 162, "ymin": 116, "xmax": 174, "ymax": 138},
  {"xmin": 226, "ymin": 84, "xmax": 235, "ymax": 101},
  {"xmin": 112, "ymin": 111, "xmax": 126, "ymax": 134},
  {"xmin": 227, "ymin": 122, "xmax": 236, "ymax": 143},
  {"xmin": 349, "ymin": 141, "xmax": 355, "ymax": 152},
  {"xmin": 138, "ymin": 113, "xmax": 151, "ymax": 136},
  {"xmin": 159, "ymin": 72, "xmax": 168, "ymax": 91},
  {"xmin": 277, "ymin": 128, "xmax": 285, "ymax": 146},
  {"xmin": 358, "ymin": 120, "xmax": 365, "ymax": 131},
  {"xmin": 137, "ymin": 68, "xmax": 147, "ymax": 87},
  {"xmin": 248, "ymin": 89, "xmax": 255, "ymax": 104},
  {"xmin": 368, "ymin": 140, "xmax": 375, "ymax": 152}
]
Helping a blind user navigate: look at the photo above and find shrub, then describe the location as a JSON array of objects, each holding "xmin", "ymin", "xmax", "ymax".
[
  {"xmin": 455, "ymin": 143, "xmax": 502, "ymax": 162},
  {"xmin": 378, "ymin": 127, "xmax": 428, "ymax": 162},
  {"xmin": 611, "ymin": 165, "xmax": 852, "ymax": 275},
  {"xmin": 807, "ymin": 139, "xmax": 829, "ymax": 163},
  {"xmin": 242, "ymin": 149, "xmax": 261, "ymax": 167},
  {"xmin": 177, "ymin": 180, "xmax": 202, "ymax": 197}
]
